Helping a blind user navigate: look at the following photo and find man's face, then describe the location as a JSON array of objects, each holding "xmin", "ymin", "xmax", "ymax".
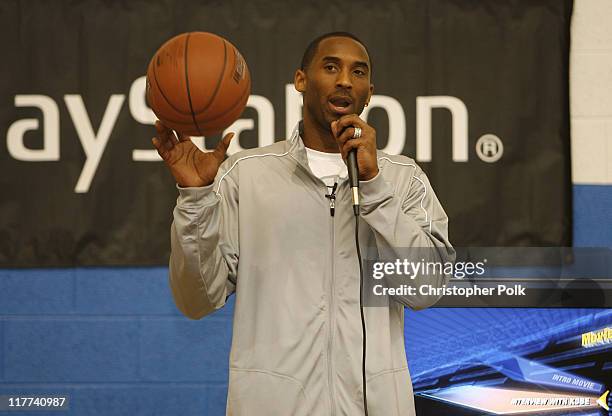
[{"xmin": 295, "ymin": 36, "xmax": 373, "ymax": 131}]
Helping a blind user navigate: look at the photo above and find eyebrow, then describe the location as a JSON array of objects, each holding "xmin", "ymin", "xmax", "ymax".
[{"xmin": 322, "ymin": 56, "xmax": 370, "ymax": 70}]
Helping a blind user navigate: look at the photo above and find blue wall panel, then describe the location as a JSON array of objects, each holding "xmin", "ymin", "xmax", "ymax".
[
  {"xmin": 74, "ymin": 267, "xmax": 177, "ymax": 315},
  {"xmin": 573, "ymin": 185, "xmax": 612, "ymax": 247},
  {"xmin": 0, "ymin": 269, "xmax": 74, "ymax": 315},
  {"xmin": 4, "ymin": 320, "xmax": 139, "ymax": 382}
]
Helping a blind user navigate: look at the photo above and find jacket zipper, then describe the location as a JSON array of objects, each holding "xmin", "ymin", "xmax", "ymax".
[{"xmin": 287, "ymin": 151, "xmax": 338, "ymax": 414}]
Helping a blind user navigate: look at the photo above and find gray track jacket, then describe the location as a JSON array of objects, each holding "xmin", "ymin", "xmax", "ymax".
[{"xmin": 169, "ymin": 124, "xmax": 453, "ymax": 415}]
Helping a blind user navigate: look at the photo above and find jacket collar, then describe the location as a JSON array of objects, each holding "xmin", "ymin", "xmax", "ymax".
[
  {"xmin": 287, "ymin": 121, "xmax": 312, "ymax": 172},
  {"xmin": 288, "ymin": 121, "xmax": 355, "ymax": 182}
]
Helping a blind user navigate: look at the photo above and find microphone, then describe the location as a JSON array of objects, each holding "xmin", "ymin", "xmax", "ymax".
[
  {"xmin": 334, "ymin": 122, "xmax": 361, "ymax": 216},
  {"xmin": 347, "ymin": 125, "xmax": 362, "ymax": 217}
]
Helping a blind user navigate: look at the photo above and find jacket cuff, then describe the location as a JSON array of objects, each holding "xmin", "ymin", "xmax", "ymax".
[
  {"xmin": 359, "ymin": 171, "xmax": 394, "ymax": 205},
  {"xmin": 176, "ymin": 183, "xmax": 218, "ymax": 207}
]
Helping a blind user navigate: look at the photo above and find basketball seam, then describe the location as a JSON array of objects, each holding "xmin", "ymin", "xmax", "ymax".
[
  {"xmin": 153, "ymin": 77, "xmax": 249, "ymax": 131},
  {"xmin": 191, "ymin": 38, "xmax": 229, "ymax": 131},
  {"xmin": 184, "ymin": 33, "xmax": 204, "ymax": 136},
  {"xmin": 152, "ymin": 41, "xmax": 193, "ymax": 116},
  {"xmin": 151, "ymin": 63, "xmax": 193, "ymax": 117},
  {"xmin": 196, "ymin": 78, "xmax": 250, "ymax": 124}
]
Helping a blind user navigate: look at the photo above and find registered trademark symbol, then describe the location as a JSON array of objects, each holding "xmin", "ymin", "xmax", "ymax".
[{"xmin": 476, "ymin": 134, "xmax": 503, "ymax": 163}]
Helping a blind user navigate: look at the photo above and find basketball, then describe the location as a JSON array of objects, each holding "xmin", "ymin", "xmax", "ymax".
[{"xmin": 146, "ymin": 32, "xmax": 251, "ymax": 136}]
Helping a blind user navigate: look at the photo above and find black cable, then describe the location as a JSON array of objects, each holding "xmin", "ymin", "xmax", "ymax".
[{"xmin": 355, "ymin": 215, "xmax": 369, "ymax": 416}]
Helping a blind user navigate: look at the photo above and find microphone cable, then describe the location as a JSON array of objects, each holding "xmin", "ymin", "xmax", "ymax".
[
  {"xmin": 354, "ymin": 213, "xmax": 369, "ymax": 416},
  {"xmin": 346, "ymin": 139, "xmax": 368, "ymax": 415}
]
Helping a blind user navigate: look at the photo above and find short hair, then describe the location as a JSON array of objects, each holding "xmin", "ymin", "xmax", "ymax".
[{"xmin": 300, "ymin": 32, "xmax": 373, "ymax": 78}]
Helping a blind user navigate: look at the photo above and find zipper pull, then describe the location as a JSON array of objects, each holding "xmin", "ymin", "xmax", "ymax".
[
  {"xmin": 325, "ymin": 192, "xmax": 336, "ymax": 217},
  {"xmin": 324, "ymin": 181, "xmax": 338, "ymax": 217}
]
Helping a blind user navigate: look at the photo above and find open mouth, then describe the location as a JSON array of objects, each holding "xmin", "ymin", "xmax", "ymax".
[{"xmin": 328, "ymin": 96, "xmax": 353, "ymax": 114}]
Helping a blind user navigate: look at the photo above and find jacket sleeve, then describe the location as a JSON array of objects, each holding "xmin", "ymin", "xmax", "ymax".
[
  {"xmin": 359, "ymin": 161, "xmax": 455, "ymax": 310},
  {"xmin": 168, "ymin": 161, "xmax": 239, "ymax": 320}
]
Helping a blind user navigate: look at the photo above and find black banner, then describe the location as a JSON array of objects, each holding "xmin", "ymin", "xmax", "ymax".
[{"xmin": 0, "ymin": 0, "xmax": 573, "ymax": 267}]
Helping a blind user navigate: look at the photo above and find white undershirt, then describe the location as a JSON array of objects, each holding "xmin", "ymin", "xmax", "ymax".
[{"xmin": 305, "ymin": 147, "xmax": 348, "ymax": 188}]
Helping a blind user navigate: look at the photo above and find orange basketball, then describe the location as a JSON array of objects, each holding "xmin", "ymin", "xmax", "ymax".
[{"xmin": 146, "ymin": 32, "xmax": 251, "ymax": 136}]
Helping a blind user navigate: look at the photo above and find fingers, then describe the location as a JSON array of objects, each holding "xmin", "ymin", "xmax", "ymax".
[
  {"xmin": 331, "ymin": 119, "xmax": 339, "ymax": 138},
  {"xmin": 212, "ymin": 132, "xmax": 235, "ymax": 161},
  {"xmin": 331, "ymin": 114, "xmax": 376, "ymax": 151},
  {"xmin": 153, "ymin": 120, "xmax": 183, "ymax": 160},
  {"xmin": 332, "ymin": 115, "xmax": 365, "ymax": 142},
  {"xmin": 337, "ymin": 128, "xmax": 356, "ymax": 158},
  {"xmin": 331, "ymin": 121, "xmax": 358, "ymax": 156},
  {"xmin": 154, "ymin": 120, "xmax": 179, "ymax": 151},
  {"xmin": 153, "ymin": 123, "xmax": 234, "ymax": 165},
  {"xmin": 155, "ymin": 120, "xmax": 173, "ymax": 142},
  {"xmin": 151, "ymin": 136, "xmax": 169, "ymax": 160},
  {"xmin": 337, "ymin": 125, "xmax": 358, "ymax": 143},
  {"xmin": 341, "ymin": 138, "xmax": 365, "ymax": 158}
]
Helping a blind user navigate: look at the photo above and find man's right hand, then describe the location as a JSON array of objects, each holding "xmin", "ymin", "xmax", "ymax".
[{"xmin": 152, "ymin": 121, "xmax": 234, "ymax": 188}]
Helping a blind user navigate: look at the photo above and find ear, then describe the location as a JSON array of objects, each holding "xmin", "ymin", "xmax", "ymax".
[
  {"xmin": 366, "ymin": 83, "xmax": 374, "ymax": 106},
  {"xmin": 294, "ymin": 69, "xmax": 306, "ymax": 93}
]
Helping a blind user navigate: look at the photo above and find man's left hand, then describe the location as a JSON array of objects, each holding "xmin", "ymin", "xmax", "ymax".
[{"xmin": 331, "ymin": 115, "xmax": 379, "ymax": 181}]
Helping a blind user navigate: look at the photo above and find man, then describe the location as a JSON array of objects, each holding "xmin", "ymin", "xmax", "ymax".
[{"xmin": 153, "ymin": 32, "xmax": 453, "ymax": 416}]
